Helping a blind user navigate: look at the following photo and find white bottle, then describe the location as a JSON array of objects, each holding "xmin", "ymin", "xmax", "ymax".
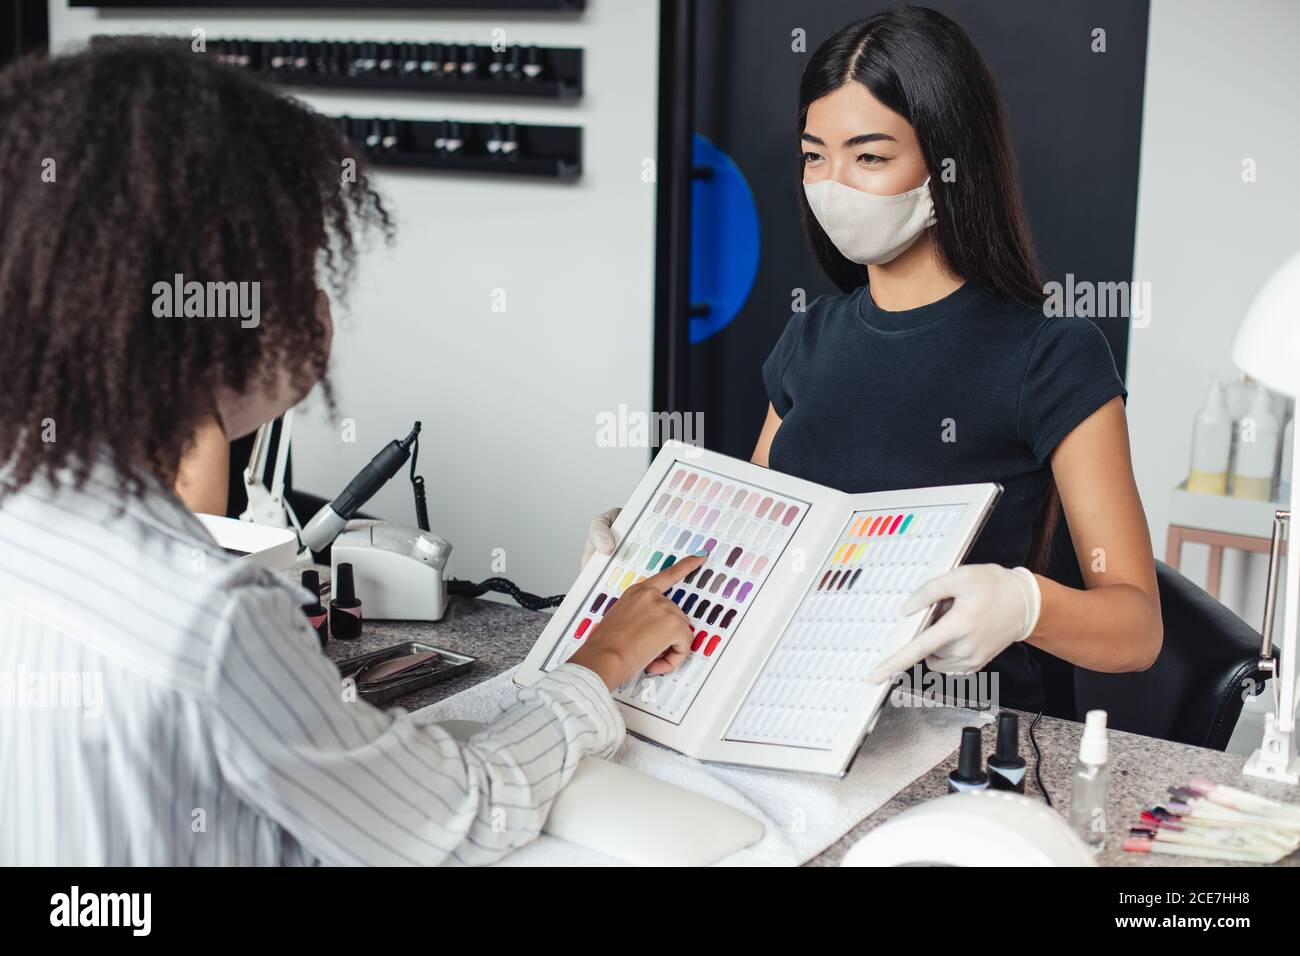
[
  {"xmin": 1068, "ymin": 710, "xmax": 1110, "ymax": 854},
  {"xmin": 1188, "ymin": 379, "xmax": 1232, "ymax": 495},
  {"xmin": 1232, "ymin": 385, "xmax": 1280, "ymax": 501},
  {"xmin": 1280, "ymin": 416, "xmax": 1294, "ymax": 504}
]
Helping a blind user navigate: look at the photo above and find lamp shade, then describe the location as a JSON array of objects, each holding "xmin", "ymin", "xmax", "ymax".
[{"xmin": 1232, "ymin": 249, "xmax": 1300, "ymax": 398}]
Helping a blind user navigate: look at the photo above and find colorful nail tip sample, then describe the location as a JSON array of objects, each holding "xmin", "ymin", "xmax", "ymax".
[
  {"xmin": 545, "ymin": 463, "xmax": 807, "ymax": 724},
  {"xmin": 725, "ymin": 505, "xmax": 966, "ymax": 750}
]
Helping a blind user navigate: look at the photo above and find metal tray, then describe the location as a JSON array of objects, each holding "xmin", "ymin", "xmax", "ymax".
[{"xmin": 335, "ymin": 641, "xmax": 475, "ymax": 706}]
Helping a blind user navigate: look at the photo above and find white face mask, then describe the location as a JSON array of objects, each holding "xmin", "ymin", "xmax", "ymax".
[{"xmin": 803, "ymin": 177, "xmax": 937, "ymax": 266}]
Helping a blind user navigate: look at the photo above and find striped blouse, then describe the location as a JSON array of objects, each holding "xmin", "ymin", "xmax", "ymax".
[{"xmin": 0, "ymin": 462, "xmax": 622, "ymax": 865}]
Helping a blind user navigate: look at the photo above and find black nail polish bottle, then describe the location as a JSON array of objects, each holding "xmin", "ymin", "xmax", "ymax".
[
  {"xmin": 330, "ymin": 563, "xmax": 363, "ymax": 641},
  {"xmin": 948, "ymin": 726, "xmax": 990, "ymax": 793},
  {"xmin": 300, "ymin": 569, "xmax": 328, "ymax": 649},
  {"xmin": 988, "ymin": 711, "xmax": 1027, "ymax": 792}
]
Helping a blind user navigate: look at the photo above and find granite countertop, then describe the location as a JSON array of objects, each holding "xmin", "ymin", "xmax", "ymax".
[{"xmin": 325, "ymin": 595, "xmax": 1300, "ymax": 867}]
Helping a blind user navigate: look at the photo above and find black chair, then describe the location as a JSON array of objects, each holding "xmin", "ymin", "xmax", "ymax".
[
  {"xmin": 1072, "ymin": 560, "xmax": 1273, "ymax": 750},
  {"xmin": 1036, "ymin": 524, "xmax": 1274, "ymax": 751}
]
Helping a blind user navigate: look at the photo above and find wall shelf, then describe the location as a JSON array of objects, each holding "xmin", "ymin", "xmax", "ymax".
[
  {"xmin": 335, "ymin": 115, "xmax": 581, "ymax": 180},
  {"xmin": 1169, "ymin": 482, "xmax": 1289, "ymax": 538},
  {"xmin": 214, "ymin": 39, "xmax": 583, "ymax": 99}
]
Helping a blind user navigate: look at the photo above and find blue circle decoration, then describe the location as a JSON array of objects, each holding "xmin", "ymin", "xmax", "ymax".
[{"xmin": 689, "ymin": 134, "xmax": 761, "ymax": 344}]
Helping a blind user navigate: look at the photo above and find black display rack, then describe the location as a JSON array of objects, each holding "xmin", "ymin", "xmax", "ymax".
[
  {"xmin": 210, "ymin": 38, "xmax": 582, "ymax": 99},
  {"xmin": 335, "ymin": 115, "xmax": 581, "ymax": 179}
]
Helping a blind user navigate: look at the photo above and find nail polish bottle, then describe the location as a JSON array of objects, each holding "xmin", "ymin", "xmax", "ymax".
[
  {"xmin": 948, "ymin": 726, "xmax": 990, "ymax": 793},
  {"xmin": 501, "ymin": 122, "xmax": 519, "ymax": 159},
  {"xmin": 330, "ymin": 563, "xmax": 363, "ymax": 641},
  {"xmin": 460, "ymin": 45, "xmax": 479, "ymax": 77},
  {"xmin": 300, "ymin": 569, "xmax": 328, "ymax": 649},
  {"xmin": 522, "ymin": 45, "xmax": 543, "ymax": 80},
  {"xmin": 987, "ymin": 711, "xmax": 1027, "ymax": 793},
  {"xmin": 443, "ymin": 121, "xmax": 463, "ymax": 154},
  {"xmin": 442, "ymin": 44, "xmax": 460, "ymax": 76},
  {"xmin": 381, "ymin": 119, "xmax": 400, "ymax": 151},
  {"xmin": 504, "ymin": 45, "xmax": 522, "ymax": 82},
  {"xmin": 422, "ymin": 43, "xmax": 441, "ymax": 76},
  {"xmin": 485, "ymin": 122, "xmax": 503, "ymax": 156},
  {"xmin": 401, "ymin": 43, "xmax": 420, "ymax": 75}
]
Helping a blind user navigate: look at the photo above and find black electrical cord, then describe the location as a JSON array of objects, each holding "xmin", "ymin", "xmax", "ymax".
[
  {"xmin": 447, "ymin": 577, "xmax": 565, "ymax": 611},
  {"xmin": 1029, "ymin": 708, "xmax": 1052, "ymax": 807},
  {"xmin": 409, "ymin": 428, "xmax": 430, "ymax": 533},
  {"xmin": 408, "ymin": 428, "xmax": 562, "ymax": 612},
  {"xmin": 1025, "ymin": 649, "xmax": 1053, "ymax": 806}
]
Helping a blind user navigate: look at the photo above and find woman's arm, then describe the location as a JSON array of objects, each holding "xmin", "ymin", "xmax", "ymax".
[
  {"xmin": 175, "ymin": 415, "xmax": 231, "ymax": 515},
  {"xmin": 752, "ymin": 403, "xmax": 783, "ymax": 467},
  {"xmin": 1030, "ymin": 397, "xmax": 1163, "ymax": 671}
]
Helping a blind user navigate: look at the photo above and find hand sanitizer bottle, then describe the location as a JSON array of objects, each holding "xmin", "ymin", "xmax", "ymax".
[
  {"xmin": 1188, "ymin": 379, "xmax": 1232, "ymax": 495},
  {"xmin": 1068, "ymin": 710, "xmax": 1110, "ymax": 854},
  {"xmin": 1232, "ymin": 385, "xmax": 1280, "ymax": 501}
]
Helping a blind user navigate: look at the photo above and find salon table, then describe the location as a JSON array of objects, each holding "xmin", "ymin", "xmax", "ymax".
[{"xmin": 324, "ymin": 595, "xmax": 1300, "ymax": 867}]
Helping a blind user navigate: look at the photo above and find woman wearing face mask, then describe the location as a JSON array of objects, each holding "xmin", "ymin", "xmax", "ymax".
[
  {"xmin": 588, "ymin": 7, "xmax": 1162, "ymax": 710},
  {"xmin": 0, "ymin": 40, "xmax": 703, "ymax": 865}
]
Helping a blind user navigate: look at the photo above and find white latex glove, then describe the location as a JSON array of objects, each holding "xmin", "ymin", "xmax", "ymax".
[
  {"xmin": 580, "ymin": 507, "xmax": 622, "ymax": 569},
  {"xmin": 868, "ymin": 564, "xmax": 1042, "ymax": 681}
]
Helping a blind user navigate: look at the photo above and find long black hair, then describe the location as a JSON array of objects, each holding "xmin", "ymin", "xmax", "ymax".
[
  {"xmin": 798, "ymin": 6, "xmax": 1044, "ymax": 308},
  {"xmin": 798, "ymin": 7, "xmax": 1061, "ymax": 571}
]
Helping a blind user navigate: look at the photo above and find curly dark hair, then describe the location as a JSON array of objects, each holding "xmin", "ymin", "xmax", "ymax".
[{"xmin": 0, "ymin": 37, "xmax": 391, "ymax": 496}]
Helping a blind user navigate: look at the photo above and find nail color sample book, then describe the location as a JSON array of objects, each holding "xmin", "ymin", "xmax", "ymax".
[{"xmin": 517, "ymin": 442, "xmax": 1000, "ymax": 776}]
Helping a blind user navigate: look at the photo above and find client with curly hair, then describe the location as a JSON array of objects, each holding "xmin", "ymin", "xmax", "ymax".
[{"xmin": 0, "ymin": 39, "xmax": 702, "ymax": 865}]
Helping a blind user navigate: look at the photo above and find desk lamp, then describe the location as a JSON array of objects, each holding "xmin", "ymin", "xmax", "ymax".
[{"xmin": 1233, "ymin": 249, "xmax": 1300, "ymax": 784}]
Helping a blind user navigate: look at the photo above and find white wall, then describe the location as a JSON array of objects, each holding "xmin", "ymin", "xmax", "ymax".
[
  {"xmin": 1130, "ymin": 0, "xmax": 1300, "ymax": 751},
  {"xmin": 49, "ymin": 1, "xmax": 662, "ymax": 597}
]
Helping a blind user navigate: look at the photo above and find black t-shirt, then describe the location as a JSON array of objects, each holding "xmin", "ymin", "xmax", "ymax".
[{"xmin": 762, "ymin": 281, "xmax": 1126, "ymax": 709}]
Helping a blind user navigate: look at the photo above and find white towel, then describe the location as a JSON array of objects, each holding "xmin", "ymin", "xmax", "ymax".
[{"xmin": 411, "ymin": 667, "xmax": 990, "ymax": 866}]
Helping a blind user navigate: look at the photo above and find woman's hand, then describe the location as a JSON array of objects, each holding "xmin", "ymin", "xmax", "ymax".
[
  {"xmin": 580, "ymin": 507, "xmax": 621, "ymax": 568},
  {"xmin": 569, "ymin": 552, "xmax": 706, "ymax": 690},
  {"xmin": 868, "ymin": 564, "xmax": 1041, "ymax": 680}
]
